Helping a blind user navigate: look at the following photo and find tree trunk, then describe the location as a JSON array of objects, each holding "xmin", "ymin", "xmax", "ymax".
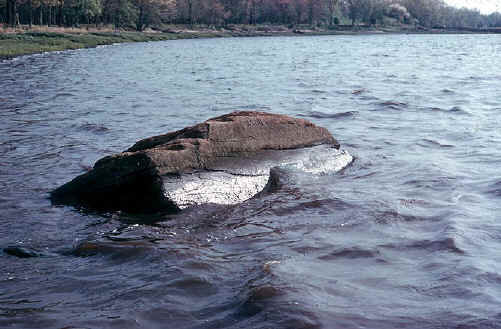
[
  {"xmin": 8, "ymin": 0, "xmax": 11, "ymax": 26},
  {"xmin": 29, "ymin": 0, "xmax": 33, "ymax": 28},
  {"xmin": 308, "ymin": 0, "xmax": 313, "ymax": 26},
  {"xmin": 58, "ymin": 1, "xmax": 63, "ymax": 26},
  {"xmin": 327, "ymin": 0, "xmax": 336, "ymax": 26},
  {"xmin": 7, "ymin": 0, "xmax": 17, "ymax": 27},
  {"xmin": 13, "ymin": 0, "xmax": 17, "ymax": 27},
  {"xmin": 115, "ymin": 0, "xmax": 121, "ymax": 29},
  {"xmin": 136, "ymin": 2, "xmax": 144, "ymax": 31},
  {"xmin": 6, "ymin": 0, "xmax": 10, "ymax": 26},
  {"xmin": 249, "ymin": 0, "xmax": 255, "ymax": 25}
]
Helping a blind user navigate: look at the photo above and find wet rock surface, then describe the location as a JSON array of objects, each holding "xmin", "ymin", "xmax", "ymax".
[
  {"xmin": 51, "ymin": 111, "xmax": 342, "ymax": 213},
  {"xmin": 164, "ymin": 145, "xmax": 352, "ymax": 209}
]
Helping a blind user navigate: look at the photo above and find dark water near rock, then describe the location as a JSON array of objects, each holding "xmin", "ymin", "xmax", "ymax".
[{"xmin": 1, "ymin": 34, "xmax": 501, "ymax": 328}]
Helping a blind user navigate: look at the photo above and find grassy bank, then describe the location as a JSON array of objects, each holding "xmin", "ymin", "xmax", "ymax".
[
  {"xmin": 2, "ymin": 24, "xmax": 500, "ymax": 61},
  {"xmin": 0, "ymin": 24, "xmax": 309, "ymax": 60},
  {"xmin": 0, "ymin": 28, "xmax": 237, "ymax": 60},
  {"xmin": 0, "ymin": 26, "xmax": 373, "ymax": 61}
]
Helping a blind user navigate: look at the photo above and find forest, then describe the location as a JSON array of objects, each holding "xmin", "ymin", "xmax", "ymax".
[{"xmin": 1, "ymin": 0, "xmax": 501, "ymax": 32}]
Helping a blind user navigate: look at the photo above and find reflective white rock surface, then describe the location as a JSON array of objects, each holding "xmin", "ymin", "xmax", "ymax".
[{"xmin": 163, "ymin": 145, "xmax": 353, "ymax": 208}]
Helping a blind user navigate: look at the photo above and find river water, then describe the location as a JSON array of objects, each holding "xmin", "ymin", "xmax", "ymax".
[{"xmin": 1, "ymin": 34, "xmax": 501, "ymax": 328}]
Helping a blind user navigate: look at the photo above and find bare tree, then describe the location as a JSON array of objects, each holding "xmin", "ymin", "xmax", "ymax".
[
  {"xmin": 342, "ymin": 0, "xmax": 365, "ymax": 25},
  {"xmin": 325, "ymin": 0, "xmax": 338, "ymax": 26}
]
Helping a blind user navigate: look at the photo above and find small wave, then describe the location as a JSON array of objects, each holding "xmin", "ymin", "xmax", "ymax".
[
  {"xmin": 235, "ymin": 285, "xmax": 284, "ymax": 318},
  {"xmin": 270, "ymin": 198, "xmax": 353, "ymax": 217},
  {"xmin": 299, "ymin": 111, "xmax": 358, "ymax": 119},
  {"xmin": 210, "ymin": 105, "xmax": 272, "ymax": 113},
  {"xmin": 68, "ymin": 239, "xmax": 154, "ymax": 262},
  {"xmin": 75, "ymin": 123, "xmax": 110, "ymax": 134},
  {"xmin": 359, "ymin": 95, "xmax": 379, "ymax": 101},
  {"xmin": 412, "ymin": 237, "xmax": 464, "ymax": 254},
  {"xmin": 427, "ymin": 106, "xmax": 470, "ymax": 115},
  {"xmin": 477, "ymin": 271, "xmax": 501, "ymax": 285},
  {"xmin": 379, "ymin": 101, "xmax": 407, "ymax": 107},
  {"xmin": 284, "ymin": 149, "xmax": 353, "ymax": 175},
  {"xmin": 0, "ymin": 144, "xmax": 17, "ymax": 154},
  {"xmin": 398, "ymin": 198, "xmax": 432, "ymax": 208},
  {"xmin": 419, "ymin": 138, "xmax": 454, "ymax": 148},
  {"xmin": 373, "ymin": 100, "xmax": 408, "ymax": 110},
  {"xmin": 486, "ymin": 180, "xmax": 501, "ymax": 197},
  {"xmin": 291, "ymin": 245, "xmax": 326, "ymax": 255},
  {"xmin": 403, "ymin": 176, "xmax": 457, "ymax": 190},
  {"xmin": 428, "ymin": 106, "xmax": 446, "ymax": 112},
  {"xmin": 351, "ymin": 88, "xmax": 367, "ymax": 95},
  {"xmin": 48, "ymin": 92, "xmax": 76, "ymax": 101},
  {"xmin": 79, "ymin": 163, "xmax": 93, "ymax": 171},
  {"xmin": 374, "ymin": 210, "xmax": 440, "ymax": 224},
  {"xmin": 234, "ymin": 286, "xmax": 323, "ymax": 329},
  {"xmin": 166, "ymin": 276, "xmax": 218, "ymax": 297},
  {"xmin": 0, "ymin": 301, "xmax": 52, "ymax": 317},
  {"xmin": 382, "ymin": 237, "xmax": 464, "ymax": 254},
  {"xmin": 318, "ymin": 247, "xmax": 380, "ymax": 260},
  {"xmin": 449, "ymin": 106, "xmax": 471, "ymax": 115}
]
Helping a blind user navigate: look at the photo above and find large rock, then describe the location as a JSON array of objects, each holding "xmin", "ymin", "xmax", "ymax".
[{"xmin": 50, "ymin": 111, "xmax": 342, "ymax": 213}]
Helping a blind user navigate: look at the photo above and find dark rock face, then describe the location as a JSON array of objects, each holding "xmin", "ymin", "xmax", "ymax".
[{"xmin": 51, "ymin": 111, "xmax": 340, "ymax": 213}]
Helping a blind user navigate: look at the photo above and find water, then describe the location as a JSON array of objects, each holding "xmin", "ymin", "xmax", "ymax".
[{"xmin": 1, "ymin": 34, "xmax": 501, "ymax": 328}]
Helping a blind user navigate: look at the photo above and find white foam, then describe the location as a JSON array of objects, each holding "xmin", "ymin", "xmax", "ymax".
[{"xmin": 282, "ymin": 149, "xmax": 353, "ymax": 175}]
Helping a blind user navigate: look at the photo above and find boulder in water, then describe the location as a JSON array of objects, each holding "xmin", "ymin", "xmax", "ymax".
[{"xmin": 50, "ymin": 111, "xmax": 345, "ymax": 213}]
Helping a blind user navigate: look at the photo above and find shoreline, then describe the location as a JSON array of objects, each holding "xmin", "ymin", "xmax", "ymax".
[{"xmin": 2, "ymin": 25, "xmax": 500, "ymax": 61}]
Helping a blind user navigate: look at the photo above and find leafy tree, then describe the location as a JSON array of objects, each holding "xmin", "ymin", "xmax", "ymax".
[
  {"xmin": 80, "ymin": 0, "xmax": 102, "ymax": 24},
  {"xmin": 3, "ymin": 0, "xmax": 501, "ymax": 30}
]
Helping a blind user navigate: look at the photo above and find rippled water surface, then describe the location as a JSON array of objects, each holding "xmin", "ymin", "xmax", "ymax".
[{"xmin": 1, "ymin": 34, "xmax": 501, "ymax": 328}]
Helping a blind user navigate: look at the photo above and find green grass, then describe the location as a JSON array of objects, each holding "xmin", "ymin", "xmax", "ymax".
[{"xmin": 0, "ymin": 31, "xmax": 221, "ymax": 60}]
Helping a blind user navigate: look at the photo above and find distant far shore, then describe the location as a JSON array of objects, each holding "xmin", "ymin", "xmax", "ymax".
[{"xmin": 2, "ymin": 24, "xmax": 500, "ymax": 61}]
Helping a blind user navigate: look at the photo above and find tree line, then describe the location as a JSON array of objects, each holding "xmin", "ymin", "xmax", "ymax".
[{"xmin": 1, "ymin": 0, "xmax": 500, "ymax": 31}]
